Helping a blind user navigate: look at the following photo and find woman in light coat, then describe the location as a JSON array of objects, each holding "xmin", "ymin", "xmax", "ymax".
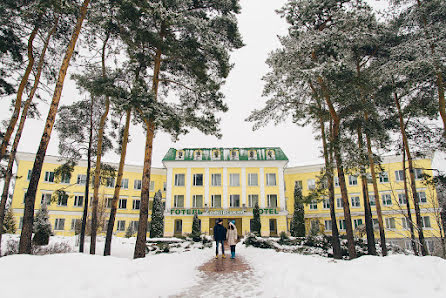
[{"xmin": 226, "ymin": 221, "xmax": 238, "ymax": 259}]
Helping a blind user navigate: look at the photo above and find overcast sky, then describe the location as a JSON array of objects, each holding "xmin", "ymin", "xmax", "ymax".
[{"xmin": 6, "ymin": 0, "xmax": 433, "ymax": 170}]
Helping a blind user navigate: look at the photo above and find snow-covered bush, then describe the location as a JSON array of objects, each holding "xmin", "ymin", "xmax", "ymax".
[
  {"xmin": 32, "ymin": 203, "xmax": 52, "ymax": 245},
  {"xmin": 2, "ymin": 237, "xmax": 72, "ymax": 256}
]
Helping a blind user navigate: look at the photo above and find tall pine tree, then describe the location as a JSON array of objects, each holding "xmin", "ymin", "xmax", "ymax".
[
  {"xmin": 290, "ymin": 183, "xmax": 305, "ymax": 237},
  {"xmin": 150, "ymin": 191, "xmax": 164, "ymax": 239}
]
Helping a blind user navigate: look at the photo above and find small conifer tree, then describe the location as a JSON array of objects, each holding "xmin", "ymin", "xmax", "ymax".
[
  {"xmin": 125, "ymin": 224, "xmax": 135, "ymax": 238},
  {"xmin": 32, "ymin": 202, "xmax": 52, "ymax": 245},
  {"xmin": 2, "ymin": 208, "xmax": 16, "ymax": 234},
  {"xmin": 191, "ymin": 214, "xmax": 201, "ymax": 242},
  {"xmin": 290, "ymin": 183, "xmax": 306, "ymax": 237},
  {"xmin": 251, "ymin": 202, "xmax": 261, "ymax": 236},
  {"xmin": 150, "ymin": 191, "xmax": 164, "ymax": 238}
]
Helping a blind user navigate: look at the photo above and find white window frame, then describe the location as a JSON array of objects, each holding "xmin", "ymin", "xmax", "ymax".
[
  {"xmin": 117, "ymin": 220, "xmax": 126, "ymax": 231},
  {"xmin": 54, "ymin": 218, "xmax": 65, "ymax": 231},
  {"xmin": 351, "ymin": 196, "xmax": 360, "ymax": 208},
  {"xmin": 77, "ymin": 174, "xmax": 87, "ymax": 185},
  {"xmin": 70, "ymin": 219, "xmax": 80, "ymax": 231},
  {"xmin": 266, "ymin": 173, "xmax": 277, "ymax": 186},
  {"xmin": 57, "ymin": 193, "xmax": 68, "ymax": 206},
  {"xmin": 414, "ymin": 168, "xmax": 423, "ymax": 180},
  {"xmin": 395, "ymin": 170, "xmax": 404, "ymax": 182},
  {"xmin": 211, "ymin": 173, "xmax": 222, "ymax": 186},
  {"xmin": 174, "ymin": 174, "xmax": 185, "ymax": 186},
  {"xmin": 121, "ymin": 178, "xmax": 129, "ymax": 189},
  {"xmin": 324, "ymin": 220, "xmax": 332, "ymax": 231},
  {"xmin": 401, "ymin": 217, "xmax": 410, "ymax": 230},
  {"xmin": 336, "ymin": 197, "xmax": 343, "ymax": 208},
  {"xmin": 417, "ymin": 191, "xmax": 427, "ymax": 204},
  {"xmin": 338, "ymin": 219, "xmax": 346, "ymax": 230},
  {"xmin": 309, "ymin": 200, "xmax": 317, "ymax": 210},
  {"xmin": 248, "ymin": 194, "xmax": 259, "ymax": 208},
  {"xmin": 382, "ymin": 193, "xmax": 392, "ymax": 206},
  {"xmin": 334, "ymin": 177, "xmax": 339, "ymax": 187},
  {"xmin": 421, "ymin": 216, "xmax": 431, "ymax": 228},
  {"xmin": 193, "ymin": 174, "xmax": 204, "ymax": 186},
  {"xmin": 247, "ymin": 173, "xmax": 258, "ymax": 186},
  {"xmin": 307, "ymin": 179, "xmax": 315, "ymax": 190},
  {"xmin": 192, "ymin": 195, "xmax": 203, "ymax": 208},
  {"xmin": 348, "ymin": 175, "xmax": 358, "ymax": 186},
  {"xmin": 41, "ymin": 193, "xmax": 52, "ymax": 205},
  {"xmin": 379, "ymin": 172, "xmax": 389, "ymax": 183},
  {"xmin": 74, "ymin": 195, "xmax": 83, "ymax": 207},
  {"xmin": 60, "ymin": 173, "xmax": 70, "ymax": 184},
  {"xmin": 174, "ymin": 195, "xmax": 184, "ymax": 208},
  {"xmin": 118, "ymin": 198, "xmax": 127, "ymax": 209},
  {"xmin": 149, "ymin": 181, "xmax": 155, "ymax": 191},
  {"xmin": 44, "ymin": 171, "xmax": 55, "ymax": 183},
  {"xmin": 385, "ymin": 217, "xmax": 396, "ymax": 229},
  {"xmin": 369, "ymin": 194, "xmax": 376, "ymax": 206},
  {"xmin": 267, "ymin": 194, "xmax": 278, "ymax": 208},
  {"xmin": 230, "ymin": 194, "xmax": 241, "ymax": 208},
  {"xmin": 398, "ymin": 193, "xmax": 407, "ymax": 205},
  {"xmin": 322, "ymin": 198, "xmax": 330, "ymax": 209},
  {"xmin": 134, "ymin": 179, "xmax": 142, "ymax": 190},
  {"xmin": 353, "ymin": 218, "xmax": 363, "ymax": 229},
  {"xmin": 132, "ymin": 199, "xmax": 140, "ymax": 210},
  {"xmin": 229, "ymin": 173, "xmax": 240, "ymax": 187},
  {"xmin": 106, "ymin": 177, "xmax": 115, "ymax": 188},
  {"xmin": 211, "ymin": 194, "xmax": 221, "ymax": 208}
]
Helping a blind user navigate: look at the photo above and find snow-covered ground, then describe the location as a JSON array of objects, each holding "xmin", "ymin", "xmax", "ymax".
[{"xmin": 1, "ymin": 235, "xmax": 446, "ymax": 298}]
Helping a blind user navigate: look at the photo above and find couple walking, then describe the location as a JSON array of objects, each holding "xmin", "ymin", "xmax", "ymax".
[{"xmin": 213, "ymin": 218, "xmax": 237, "ymax": 259}]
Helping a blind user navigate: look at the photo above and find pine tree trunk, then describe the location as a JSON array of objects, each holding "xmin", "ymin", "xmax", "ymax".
[
  {"xmin": 0, "ymin": 24, "xmax": 39, "ymax": 161},
  {"xmin": 357, "ymin": 127, "xmax": 376, "ymax": 255},
  {"xmin": 18, "ymin": 0, "xmax": 90, "ymax": 254},
  {"xmin": 394, "ymin": 92, "xmax": 427, "ymax": 255},
  {"xmin": 104, "ymin": 109, "xmax": 131, "ymax": 256},
  {"xmin": 89, "ymin": 32, "xmax": 111, "ymax": 255},
  {"xmin": 402, "ymin": 146, "xmax": 418, "ymax": 255},
  {"xmin": 0, "ymin": 16, "xmax": 58, "ymax": 258}
]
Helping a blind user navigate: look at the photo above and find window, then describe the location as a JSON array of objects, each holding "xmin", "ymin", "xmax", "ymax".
[
  {"xmin": 230, "ymin": 149, "xmax": 239, "ymax": 160},
  {"xmin": 267, "ymin": 194, "xmax": 277, "ymax": 208},
  {"xmin": 77, "ymin": 174, "xmax": 87, "ymax": 185},
  {"xmin": 133, "ymin": 199, "xmax": 140, "ymax": 210},
  {"xmin": 130, "ymin": 221, "xmax": 139, "ymax": 232},
  {"xmin": 193, "ymin": 174, "xmax": 203, "ymax": 186},
  {"xmin": 339, "ymin": 219, "xmax": 346, "ymax": 230},
  {"xmin": 248, "ymin": 150, "xmax": 256, "ymax": 160},
  {"xmin": 106, "ymin": 198, "xmax": 113, "ymax": 208},
  {"xmin": 382, "ymin": 194, "xmax": 392, "ymax": 206},
  {"xmin": 74, "ymin": 195, "xmax": 83, "ymax": 207},
  {"xmin": 266, "ymin": 173, "xmax": 276, "ymax": 186},
  {"xmin": 121, "ymin": 178, "xmax": 129, "ymax": 189},
  {"xmin": 401, "ymin": 217, "xmax": 410, "ymax": 230},
  {"xmin": 134, "ymin": 179, "xmax": 142, "ymax": 190},
  {"xmin": 230, "ymin": 194, "xmax": 240, "ymax": 208},
  {"xmin": 248, "ymin": 173, "xmax": 258, "ymax": 186},
  {"xmin": 212, "ymin": 149, "xmax": 220, "ymax": 160},
  {"xmin": 211, "ymin": 173, "xmax": 222, "ymax": 186},
  {"xmin": 230, "ymin": 173, "xmax": 240, "ymax": 187},
  {"xmin": 266, "ymin": 150, "xmax": 275, "ymax": 160},
  {"xmin": 348, "ymin": 175, "xmax": 358, "ymax": 186},
  {"xmin": 307, "ymin": 179, "xmax": 315, "ymax": 190},
  {"xmin": 174, "ymin": 174, "xmax": 185, "ymax": 186},
  {"xmin": 323, "ymin": 199, "xmax": 330, "ymax": 209},
  {"xmin": 174, "ymin": 195, "xmax": 184, "ymax": 208},
  {"xmin": 421, "ymin": 216, "xmax": 431, "ymax": 228},
  {"xmin": 194, "ymin": 150, "xmax": 202, "ymax": 160},
  {"xmin": 336, "ymin": 197, "xmax": 343, "ymax": 208},
  {"xmin": 148, "ymin": 181, "xmax": 155, "ymax": 191},
  {"xmin": 117, "ymin": 220, "xmax": 126, "ymax": 231},
  {"xmin": 27, "ymin": 170, "xmax": 32, "ymax": 181},
  {"xmin": 385, "ymin": 217, "xmax": 396, "ymax": 229},
  {"xmin": 61, "ymin": 173, "xmax": 70, "ymax": 184},
  {"xmin": 174, "ymin": 219, "xmax": 182, "ymax": 235},
  {"xmin": 369, "ymin": 195, "xmax": 376, "ymax": 206},
  {"xmin": 372, "ymin": 218, "xmax": 379, "ymax": 228},
  {"xmin": 163, "ymin": 182, "xmax": 167, "ymax": 192},
  {"xmin": 309, "ymin": 200, "xmax": 317, "ymax": 210},
  {"xmin": 379, "ymin": 172, "xmax": 389, "ymax": 183},
  {"xmin": 351, "ymin": 196, "xmax": 360, "ymax": 208},
  {"xmin": 414, "ymin": 168, "xmax": 423, "ymax": 180},
  {"xmin": 353, "ymin": 219, "xmax": 363, "ymax": 229},
  {"xmin": 193, "ymin": 195, "xmax": 203, "ymax": 208},
  {"xmin": 417, "ymin": 191, "xmax": 427, "ymax": 203},
  {"xmin": 44, "ymin": 171, "xmax": 55, "ymax": 183},
  {"xmin": 106, "ymin": 177, "xmax": 115, "ymax": 188},
  {"xmin": 211, "ymin": 195, "xmax": 221, "ymax": 208},
  {"xmin": 397, "ymin": 193, "xmax": 407, "ymax": 205},
  {"xmin": 248, "ymin": 194, "xmax": 259, "ymax": 207},
  {"xmin": 57, "ymin": 193, "xmax": 68, "ymax": 206},
  {"xmin": 119, "ymin": 198, "xmax": 127, "ymax": 209},
  {"xmin": 41, "ymin": 193, "xmax": 52, "ymax": 205},
  {"xmin": 176, "ymin": 150, "xmax": 184, "ymax": 160},
  {"xmin": 70, "ymin": 219, "xmax": 81, "ymax": 231},
  {"xmin": 395, "ymin": 170, "xmax": 404, "ymax": 182},
  {"xmin": 324, "ymin": 220, "xmax": 332, "ymax": 231},
  {"xmin": 54, "ymin": 218, "xmax": 65, "ymax": 230},
  {"xmin": 334, "ymin": 177, "xmax": 339, "ymax": 187},
  {"xmin": 295, "ymin": 180, "xmax": 303, "ymax": 189}
]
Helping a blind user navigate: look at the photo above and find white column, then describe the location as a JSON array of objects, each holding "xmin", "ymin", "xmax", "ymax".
[
  {"xmin": 278, "ymin": 167, "xmax": 286, "ymax": 211},
  {"xmin": 223, "ymin": 167, "xmax": 228, "ymax": 209},
  {"xmin": 186, "ymin": 167, "xmax": 191, "ymax": 208},
  {"xmin": 166, "ymin": 167, "xmax": 173, "ymax": 210},
  {"xmin": 259, "ymin": 167, "xmax": 265, "ymax": 207},
  {"xmin": 241, "ymin": 167, "xmax": 246, "ymax": 207},
  {"xmin": 204, "ymin": 168, "xmax": 210, "ymax": 207}
]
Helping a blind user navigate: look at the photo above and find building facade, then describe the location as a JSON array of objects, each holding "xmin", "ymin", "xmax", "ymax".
[{"xmin": 9, "ymin": 149, "xmax": 443, "ymax": 254}]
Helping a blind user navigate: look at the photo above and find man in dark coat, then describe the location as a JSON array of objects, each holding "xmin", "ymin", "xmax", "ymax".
[{"xmin": 213, "ymin": 218, "xmax": 227, "ymax": 258}]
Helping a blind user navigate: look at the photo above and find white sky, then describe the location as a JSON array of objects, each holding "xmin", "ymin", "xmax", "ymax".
[{"xmin": 7, "ymin": 0, "xmax": 439, "ymax": 171}]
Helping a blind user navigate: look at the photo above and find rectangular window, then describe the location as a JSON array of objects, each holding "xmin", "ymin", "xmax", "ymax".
[
  {"xmin": 119, "ymin": 198, "xmax": 127, "ymax": 209},
  {"xmin": 372, "ymin": 218, "xmax": 379, "ymax": 228},
  {"xmin": 339, "ymin": 219, "xmax": 346, "ymax": 230},
  {"xmin": 131, "ymin": 221, "xmax": 139, "ymax": 232},
  {"xmin": 163, "ymin": 182, "xmax": 167, "ymax": 192},
  {"xmin": 132, "ymin": 199, "xmax": 140, "ymax": 210},
  {"xmin": 57, "ymin": 193, "xmax": 68, "ymax": 206},
  {"xmin": 117, "ymin": 220, "xmax": 126, "ymax": 231},
  {"xmin": 369, "ymin": 195, "xmax": 376, "ymax": 206},
  {"xmin": 398, "ymin": 193, "xmax": 407, "ymax": 205},
  {"xmin": 248, "ymin": 173, "xmax": 258, "ymax": 186},
  {"xmin": 307, "ymin": 179, "xmax": 315, "ymax": 190},
  {"xmin": 106, "ymin": 177, "xmax": 115, "ymax": 188},
  {"xmin": 417, "ymin": 191, "xmax": 427, "ymax": 203},
  {"xmin": 295, "ymin": 180, "xmax": 303, "ymax": 189},
  {"xmin": 382, "ymin": 194, "xmax": 392, "ymax": 206},
  {"xmin": 211, "ymin": 173, "xmax": 222, "ymax": 186},
  {"xmin": 379, "ymin": 172, "xmax": 389, "ymax": 183},
  {"xmin": 414, "ymin": 168, "xmax": 423, "ymax": 180},
  {"xmin": 323, "ymin": 199, "xmax": 330, "ymax": 209},
  {"xmin": 70, "ymin": 219, "xmax": 81, "ymax": 231},
  {"xmin": 193, "ymin": 195, "xmax": 203, "ymax": 208},
  {"xmin": 61, "ymin": 173, "xmax": 71, "ymax": 184},
  {"xmin": 230, "ymin": 194, "xmax": 241, "ymax": 208},
  {"xmin": 193, "ymin": 174, "xmax": 203, "ymax": 186},
  {"xmin": 230, "ymin": 173, "xmax": 240, "ymax": 187},
  {"xmin": 134, "ymin": 179, "xmax": 142, "ymax": 190},
  {"xmin": 77, "ymin": 174, "xmax": 87, "ymax": 185},
  {"xmin": 150, "ymin": 181, "xmax": 155, "ymax": 191},
  {"xmin": 174, "ymin": 174, "xmax": 185, "ymax": 186},
  {"xmin": 211, "ymin": 194, "xmax": 221, "ymax": 208},
  {"xmin": 351, "ymin": 196, "xmax": 360, "ymax": 208},
  {"xmin": 248, "ymin": 194, "xmax": 259, "ymax": 208},
  {"xmin": 334, "ymin": 177, "xmax": 339, "ymax": 187},
  {"xmin": 385, "ymin": 217, "xmax": 396, "ymax": 229},
  {"xmin": 44, "ymin": 171, "xmax": 55, "ymax": 183},
  {"xmin": 174, "ymin": 195, "xmax": 184, "ymax": 208},
  {"xmin": 353, "ymin": 219, "xmax": 363, "ymax": 229},
  {"xmin": 106, "ymin": 198, "xmax": 113, "ymax": 208},
  {"xmin": 121, "ymin": 178, "xmax": 129, "ymax": 189},
  {"xmin": 421, "ymin": 216, "xmax": 431, "ymax": 228},
  {"xmin": 336, "ymin": 197, "xmax": 343, "ymax": 208},
  {"xmin": 74, "ymin": 195, "xmax": 83, "ymax": 207},
  {"xmin": 395, "ymin": 170, "xmax": 404, "ymax": 182},
  {"xmin": 324, "ymin": 220, "xmax": 332, "ymax": 231},
  {"xmin": 174, "ymin": 219, "xmax": 182, "ymax": 235},
  {"xmin": 348, "ymin": 175, "xmax": 358, "ymax": 186},
  {"xmin": 401, "ymin": 217, "xmax": 410, "ymax": 229},
  {"xmin": 54, "ymin": 218, "xmax": 65, "ymax": 230},
  {"xmin": 41, "ymin": 193, "xmax": 52, "ymax": 205},
  {"xmin": 27, "ymin": 170, "xmax": 32, "ymax": 181},
  {"xmin": 267, "ymin": 194, "xmax": 277, "ymax": 208},
  {"xmin": 266, "ymin": 173, "xmax": 276, "ymax": 186},
  {"xmin": 309, "ymin": 200, "xmax": 317, "ymax": 210}
]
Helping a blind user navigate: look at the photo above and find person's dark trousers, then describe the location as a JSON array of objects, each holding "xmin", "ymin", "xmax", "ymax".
[
  {"xmin": 230, "ymin": 245, "xmax": 236, "ymax": 258},
  {"xmin": 216, "ymin": 240, "xmax": 225, "ymax": 255}
]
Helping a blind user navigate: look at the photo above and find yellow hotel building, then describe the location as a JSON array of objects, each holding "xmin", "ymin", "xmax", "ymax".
[{"xmin": 9, "ymin": 149, "xmax": 443, "ymax": 254}]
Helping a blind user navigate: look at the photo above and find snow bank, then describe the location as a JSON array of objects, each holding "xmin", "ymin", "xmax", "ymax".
[{"xmin": 239, "ymin": 246, "xmax": 446, "ymax": 298}]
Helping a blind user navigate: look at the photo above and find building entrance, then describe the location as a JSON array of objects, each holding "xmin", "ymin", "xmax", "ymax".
[{"xmin": 209, "ymin": 218, "xmax": 242, "ymax": 237}]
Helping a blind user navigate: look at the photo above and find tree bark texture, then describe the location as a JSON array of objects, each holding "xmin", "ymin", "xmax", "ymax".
[
  {"xmin": 402, "ymin": 147, "xmax": 418, "ymax": 255},
  {"xmin": 19, "ymin": 0, "xmax": 91, "ymax": 254}
]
